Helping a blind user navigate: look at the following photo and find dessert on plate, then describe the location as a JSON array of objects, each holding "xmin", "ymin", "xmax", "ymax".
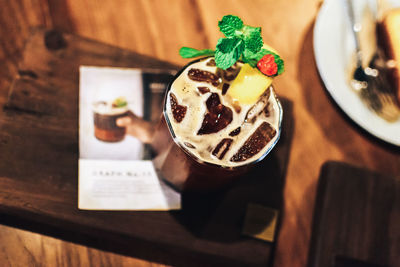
[{"xmin": 379, "ymin": 8, "xmax": 400, "ymax": 104}]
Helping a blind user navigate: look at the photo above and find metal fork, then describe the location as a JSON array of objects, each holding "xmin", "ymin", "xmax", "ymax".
[{"xmin": 346, "ymin": 0, "xmax": 400, "ymax": 122}]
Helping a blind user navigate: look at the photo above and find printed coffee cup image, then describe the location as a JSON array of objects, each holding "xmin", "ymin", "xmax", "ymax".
[{"xmin": 93, "ymin": 97, "xmax": 130, "ymax": 142}]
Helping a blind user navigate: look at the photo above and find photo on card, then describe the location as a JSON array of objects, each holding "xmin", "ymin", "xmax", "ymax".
[{"xmin": 79, "ymin": 66, "xmax": 176, "ymax": 160}]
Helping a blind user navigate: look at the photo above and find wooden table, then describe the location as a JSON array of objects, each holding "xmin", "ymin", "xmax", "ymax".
[{"xmin": 0, "ymin": 1, "xmax": 399, "ymax": 266}]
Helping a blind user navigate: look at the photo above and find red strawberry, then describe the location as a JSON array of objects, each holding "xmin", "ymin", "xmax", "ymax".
[{"xmin": 257, "ymin": 54, "xmax": 278, "ymax": 76}]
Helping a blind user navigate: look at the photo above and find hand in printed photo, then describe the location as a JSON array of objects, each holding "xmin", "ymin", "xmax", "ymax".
[{"xmin": 116, "ymin": 111, "xmax": 156, "ymax": 144}]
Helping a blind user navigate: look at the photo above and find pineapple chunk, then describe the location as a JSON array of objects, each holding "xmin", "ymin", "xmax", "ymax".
[{"xmin": 227, "ymin": 63, "xmax": 273, "ymax": 104}]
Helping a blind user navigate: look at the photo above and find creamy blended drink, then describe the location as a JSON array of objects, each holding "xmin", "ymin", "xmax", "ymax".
[{"xmin": 165, "ymin": 58, "xmax": 281, "ymax": 167}]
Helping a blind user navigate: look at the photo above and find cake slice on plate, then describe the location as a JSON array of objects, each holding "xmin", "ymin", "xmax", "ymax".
[{"xmin": 380, "ymin": 8, "xmax": 400, "ymax": 105}]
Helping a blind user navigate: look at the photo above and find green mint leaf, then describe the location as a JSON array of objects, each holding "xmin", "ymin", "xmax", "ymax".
[
  {"xmin": 242, "ymin": 26, "xmax": 263, "ymax": 53},
  {"xmin": 179, "ymin": 47, "xmax": 215, "ymax": 58},
  {"xmin": 215, "ymin": 37, "xmax": 244, "ymax": 70},
  {"xmin": 243, "ymin": 58, "xmax": 258, "ymax": 68},
  {"xmin": 179, "ymin": 15, "xmax": 284, "ymax": 77},
  {"xmin": 274, "ymin": 54, "xmax": 285, "ymax": 75},
  {"xmin": 218, "ymin": 15, "xmax": 243, "ymax": 37},
  {"xmin": 242, "ymin": 48, "xmax": 267, "ymax": 66}
]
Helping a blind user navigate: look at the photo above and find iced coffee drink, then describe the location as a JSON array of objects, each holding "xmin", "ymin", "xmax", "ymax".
[
  {"xmin": 129, "ymin": 15, "xmax": 285, "ymax": 191},
  {"xmin": 165, "ymin": 58, "xmax": 281, "ymax": 167}
]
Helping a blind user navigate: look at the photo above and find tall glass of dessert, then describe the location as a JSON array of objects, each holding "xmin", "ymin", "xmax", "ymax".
[
  {"xmin": 151, "ymin": 57, "xmax": 282, "ymax": 191},
  {"xmin": 124, "ymin": 15, "xmax": 285, "ymax": 191}
]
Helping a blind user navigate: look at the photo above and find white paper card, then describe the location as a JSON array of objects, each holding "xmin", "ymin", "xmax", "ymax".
[
  {"xmin": 78, "ymin": 159, "xmax": 181, "ymax": 210},
  {"xmin": 78, "ymin": 66, "xmax": 180, "ymax": 210}
]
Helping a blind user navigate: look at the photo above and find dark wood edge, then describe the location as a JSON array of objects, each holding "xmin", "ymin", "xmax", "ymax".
[
  {"xmin": 0, "ymin": 207, "xmax": 249, "ymax": 267},
  {"xmin": 307, "ymin": 160, "xmax": 332, "ymax": 267},
  {"xmin": 306, "ymin": 161, "xmax": 399, "ymax": 267}
]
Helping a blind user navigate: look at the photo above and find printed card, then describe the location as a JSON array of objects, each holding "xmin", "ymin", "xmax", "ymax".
[{"xmin": 78, "ymin": 66, "xmax": 180, "ymax": 210}]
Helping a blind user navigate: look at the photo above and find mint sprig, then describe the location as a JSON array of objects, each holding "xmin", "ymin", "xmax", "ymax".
[
  {"xmin": 179, "ymin": 47, "xmax": 215, "ymax": 58},
  {"xmin": 179, "ymin": 15, "xmax": 285, "ymax": 74},
  {"xmin": 216, "ymin": 15, "xmax": 264, "ymax": 69},
  {"xmin": 242, "ymin": 26, "xmax": 263, "ymax": 53},
  {"xmin": 215, "ymin": 37, "xmax": 244, "ymax": 70},
  {"xmin": 112, "ymin": 97, "xmax": 128, "ymax": 108},
  {"xmin": 218, "ymin": 15, "xmax": 243, "ymax": 37}
]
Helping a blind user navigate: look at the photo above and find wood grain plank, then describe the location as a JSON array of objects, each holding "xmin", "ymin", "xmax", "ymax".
[
  {"xmin": 0, "ymin": 0, "xmax": 51, "ymax": 105},
  {"xmin": 0, "ymin": 223, "xmax": 168, "ymax": 267},
  {"xmin": 308, "ymin": 162, "xmax": 400, "ymax": 267},
  {"xmin": 63, "ymin": 0, "xmax": 211, "ymax": 66},
  {"xmin": 0, "ymin": 28, "xmax": 295, "ymax": 267}
]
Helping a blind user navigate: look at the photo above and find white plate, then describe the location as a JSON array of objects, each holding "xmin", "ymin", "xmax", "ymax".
[{"xmin": 313, "ymin": 0, "xmax": 400, "ymax": 146}]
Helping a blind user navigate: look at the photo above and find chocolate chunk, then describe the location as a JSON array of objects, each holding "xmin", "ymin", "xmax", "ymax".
[
  {"xmin": 224, "ymin": 67, "xmax": 240, "ymax": 81},
  {"xmin": 197, "ymin": 93, "xmax": 233, "ymax": 135},
  {"xmin": 170, "ymin": 93, "xmax": 187, "ymax": 123},
  {"xmin": 224, "ymin": 73, "xmax": 238, "ymax": 81},
  {"xmin": 229, "ymin": 127, "xmax": 241, "ymax": 136},
  {"xmin": 212, "ymin": 138, "xmax": 233, "ymax": 160},
  {"xmin": 188, "ymin": 68, "xmax": 220, "ymax": 87},
  {"xmin": 222, "ymin": 83, "xmax": 230, "ymax": 95},
  {"xmin": 197, "ymin": 86, "xmax": 210, "ymax": 94},
  {"xmin": 206, "ymin": 58, "xmax": 216, "ymax": 66},
  {"xmin": 205, "ymin": 93, "xmax": 220, "ymax": 110},
  {"xmin": 217, "ymin": 65, "xmax": 240, "ymax": 81},
  {"xmin": 230, "ymin": 122, "xmax": 276, "ymax": 162}
]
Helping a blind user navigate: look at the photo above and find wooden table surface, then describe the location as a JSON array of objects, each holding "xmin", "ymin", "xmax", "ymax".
[{"xmin": 0, "ymin": 1, "xmax": 399, "ymax": 267}]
